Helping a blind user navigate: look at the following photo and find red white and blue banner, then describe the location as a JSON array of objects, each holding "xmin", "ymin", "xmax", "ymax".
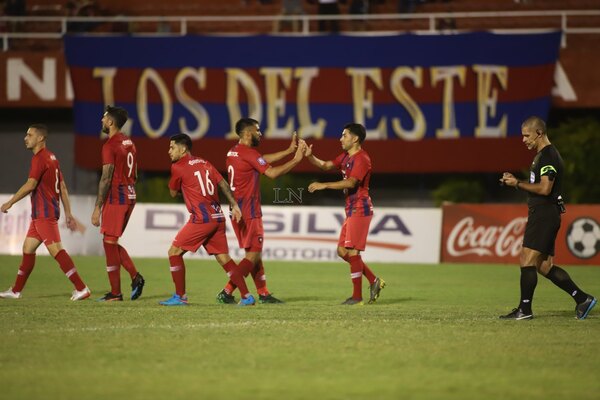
[{"xmin": 64, "ymin": 32, "xmax": 561, "ymax": 173}]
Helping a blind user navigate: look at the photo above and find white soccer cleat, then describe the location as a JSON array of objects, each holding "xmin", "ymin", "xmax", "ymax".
[
  {"xmin": 70, "ymin": 286, "xmax": 91, "ymax": 301},
  {"xmin": 0, "ymin": 287, "xmax": 21, "ymax": 299}
]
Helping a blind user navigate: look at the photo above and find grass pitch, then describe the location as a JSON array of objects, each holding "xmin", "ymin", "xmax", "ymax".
[{"xmin": 1, "ymin": 255, "xmax": 599, "ymax": 400}]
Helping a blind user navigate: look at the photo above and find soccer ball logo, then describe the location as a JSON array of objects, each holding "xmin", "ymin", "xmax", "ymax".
[{"xmin": 566, "ymin": 217, "xmax": 600, "ymax": 259}]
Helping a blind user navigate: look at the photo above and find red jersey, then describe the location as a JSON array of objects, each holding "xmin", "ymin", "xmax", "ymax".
[
  {"xmin": 29, "ymin": 148, "xmax": 63, "ymax": 220},
  {"xmin": 102, "ymin": 132, "xmax": 137, "ymax": 205},
  {"xmin": 169, "ymin": 154, "xmax": 226, "ymax": 224},
  {"xmin": 226, "ymin": 143, "xmax": 270, "ymax": 219},
  {"xmin": 333, "ymin": 149, "xmax": 373, "ymax": 217}
]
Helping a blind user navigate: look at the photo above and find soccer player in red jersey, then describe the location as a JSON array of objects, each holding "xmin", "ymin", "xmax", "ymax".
[
  {"xmin": 307, "ymin": 123, "xmax": 385, "ymax": 305},
  {"xmin": 216, "ymin": 118, "xmax": 306, "ymax": 304},
  {"xmin": 91, "ymin": 106, "xmax": 145, "ymax": 302},
  {"xmin": 160, "ymin": 133, "xmax": 255, "ymax": 306},
  {"xmin": 0, "ymin": 124, "xmax": 91, "ymax": 301}
]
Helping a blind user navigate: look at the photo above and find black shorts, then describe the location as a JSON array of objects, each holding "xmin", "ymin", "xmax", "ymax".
[{"xmin": 522, "ymin": 203, "xmax": 561, "ymax": 256}]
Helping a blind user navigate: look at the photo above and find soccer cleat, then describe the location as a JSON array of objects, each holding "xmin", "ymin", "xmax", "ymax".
[
  {"xmin": 238, "ymin": 294, "xmax": 256, "ymax": 306},
  {"xmin": 0, "ymin": 287, "xmax": 21, "ymax": 299},
  {"xmin": 130, "ymin": 273, "xmax": 145, "ymax": 300},
  {"xmin": 258, "ymin": 293, "xmax": 284, "ymax": 304},
  {"xmin": 159, "ymin": 294, "xmax": 188, "ymax": 306},
  {"xmin": 216, "ymin": 289, "xmax": 236, "ymax": 304},
  {"xmin": 499, "ymin": 308, "xmax": 533, "ymax": 320},
  {"xmin": 70, "ymin": 287, "xmax": 91, "ymax": 301},
  {"xmin": 576, "ymin": 295, "xmax": 597, "ymax": 320},
  {"xmin": 368, "ymin": 277, "xmax": 386, "ymax": 304},
  {"xmin": 97, "ymin": 292, "xmax": 123, "ymax": 302},
  {"xmin": 341, "ymin": 297, "xmax": 364, "ymax": 306}
]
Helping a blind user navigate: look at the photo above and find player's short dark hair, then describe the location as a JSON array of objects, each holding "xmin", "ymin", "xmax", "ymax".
[
  {"xmin": 344, "ymin": 123, "xmax": 366, "ymax": 143},
  {"xmin": 29, "ymin": 123, "xmax": 48, "ymax": 138},
  {"xmin": 105, "ymin": 105, "xmax": 129, "ymax": 129},
  {"xmin": 170, "ymin": 133, "xmax": 192, "ymax": 151},
  {"xmin": 235, "ymin": 118, "xmax": 259, "ymax": 136},
  {"xmin": 522, "ymin": 116, "xmax": 546, "ymax": 136}
]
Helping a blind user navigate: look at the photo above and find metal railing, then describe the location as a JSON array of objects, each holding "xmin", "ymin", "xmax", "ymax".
[{"xmin": 1, "ymin": 9, "xmax": 599, "ymax": 51}]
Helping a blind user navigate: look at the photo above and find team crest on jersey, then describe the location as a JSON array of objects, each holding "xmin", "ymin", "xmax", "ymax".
[{"xmin": 257, "ymin": 157, "xmax": 267, "ymax": 166}]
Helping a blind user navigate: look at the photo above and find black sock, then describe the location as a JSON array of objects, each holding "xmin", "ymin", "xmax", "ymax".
[
  {"xmin": 545, "ymin": 265, "xmax": 588, "ymax": 304},
  {"xmin": 519, "ymin": 266, "xmax": 537, "ymax": 314}
]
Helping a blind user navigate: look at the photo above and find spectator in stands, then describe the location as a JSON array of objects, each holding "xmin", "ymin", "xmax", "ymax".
[
  {"xmin": 313, "ymin": 0, "xmax": 344, "ymax": 33},
  {"xmin": 0, "ymin": 2, "xmax": 7, "ymax": 33},
  {"xmin": 4, "ymin": 0, "xmax": 25, "ymax": 16},
  {"xmin": 398, "ymin": 0, "xmax": 417, "ymax": 14},
  {"xmin": 273, "ymin": 0, "xmax": 304, "ymax": 33},
  {"xmin": 349, "ymin": 0, "xmax": 368, "ymax": 31},
  {"xmin": 66, "ymin": 0, "xmax": 99, "ymax": 33},
  {"xmin": 4, "ymin": 0, "xmax": 26, "ymax": 32}
]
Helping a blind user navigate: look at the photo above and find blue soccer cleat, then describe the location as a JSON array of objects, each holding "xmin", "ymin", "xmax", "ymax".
[
  {"xmin": 238, "ymin": 294, "xmax": 256, "ymax": 306},
  {"xmin": 576, "ymin": 295, "xmax": 597, "ymax": 320},
  {"xmin": 159, "ymin": 293, "xmax": 188, "ymax": 306}
]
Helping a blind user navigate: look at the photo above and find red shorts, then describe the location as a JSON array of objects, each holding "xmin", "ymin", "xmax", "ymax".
[
  {"xmin": 101, "ymin": 204, "xmax": 135, "ymax": 238},
  {"xmin": 338, "ymin": 215, "xmax": 373, "ymax": 251},
  {"xmin": 231, "ymin": 217, "xmax": 264, "ymax": 252},
  {"xmin": 172, "ymin": 220, "xmax": 229, "ymax": 255},
  {"xmin": 27, "ymin": 218, "xmax": 61, "ymax": 245}
]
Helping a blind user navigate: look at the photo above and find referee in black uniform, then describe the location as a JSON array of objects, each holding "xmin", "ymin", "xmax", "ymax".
[{"xmin": 499, "ymin": 116, "xmax": 596, "ymax": 320}]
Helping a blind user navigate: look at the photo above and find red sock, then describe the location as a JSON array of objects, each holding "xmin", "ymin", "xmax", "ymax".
[
  {"xmin": 252, "ymin": 259, "xmax": 269, "ymax": 296},
  {"xmin": 224, "ymin": 258, "xmax": 254, "ymax": 294},
  {"xmin": 13, "ymin": 253, "xmax": 36, "ymax": 293},
  {"xmin": 103, "ymin": 242, "xmax": 121, "ymax": 295},
  {"xmin": 169, "ymin": 255, "xmax": 186, "ymax": 297},
  {"xmin": 55, "ymin": 250, "xmax": 86, "ymax": 291},
  {"xmin": 118, "ymin": 245, "xmax": 138, "ymax": 279},
  {"xmin": 224, "ymin": 260, "xmax": 251, "ymax": 298},
  {"xmin": 361, "ymin": 259, "xmax": 376, "ymax": 284},
  {"xmin": 348, "ymin": 255, "xmax": 363, "ymax": 300}
]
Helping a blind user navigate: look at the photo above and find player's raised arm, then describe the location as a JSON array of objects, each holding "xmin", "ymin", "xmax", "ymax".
[
  {"xmin": 0, "ymin": 178, "xmax": 38, "ymax": 213},
  {"xmin": 263, "ymin": 140, "xmax": 306, "ymax": 179},
  {"xmin": 304, "ymin": 143, "xmax": 336, "ymax": 171},
  {"xmin": 308, "ymin": 177, "xmax": 358, "ymax": 193},
  {"xmin": 263, "ymin": 132, "xmax": 298, "ymax": 164}
]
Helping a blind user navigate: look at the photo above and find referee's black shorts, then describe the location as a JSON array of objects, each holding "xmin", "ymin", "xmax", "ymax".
[{"xmin": 522, "ymin": 203, "xmax": 561, "ymax": 256}]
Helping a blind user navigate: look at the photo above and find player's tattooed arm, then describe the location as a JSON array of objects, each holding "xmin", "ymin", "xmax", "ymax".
[
  {"xmin": 95, "ymin": 164, "xmax": 114, "ymax": 207},
  {"xmin": 218, "ymin": 180, "xmax": 242, "ymax": 223},
  {"xmin": 91, "ymin": 164, "xmax": 114, "ymax": 227},
  {"xmin": 218, "ymin": 179, "xmax": 237, "ymax": 208}
]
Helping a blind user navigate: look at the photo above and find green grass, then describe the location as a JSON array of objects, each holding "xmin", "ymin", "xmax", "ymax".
[{"xmin": 1, "ymin": 255, "xmax": 599, "ymax": 400}]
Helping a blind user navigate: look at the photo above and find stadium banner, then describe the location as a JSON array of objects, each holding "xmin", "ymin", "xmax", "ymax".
[
  {"xmin": 0, "ymin": 51, "xmax": 72, "ymax": 107},
  {"xmin": 0, "ymin": 194, "xmax": 103, "ymax": 256},
  {"xmin": 63, "ymin": 32, "xmax": 562, "ymax": 173},
  {"xmin": 0, "ymin": 196, "xmax": 441, "ymax": 263},
  {"xmin": 117, "ymin": 204, "xmax": 442, "ymax": 263},
  {"xmin": 441, "ymin": 203, "xmax": 600, "ymax": 265}
]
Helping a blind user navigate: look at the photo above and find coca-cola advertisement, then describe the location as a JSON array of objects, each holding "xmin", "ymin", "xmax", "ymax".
[{"xmin": 442, "ymin": 204, "xmax": 600, "ymax": 266}]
